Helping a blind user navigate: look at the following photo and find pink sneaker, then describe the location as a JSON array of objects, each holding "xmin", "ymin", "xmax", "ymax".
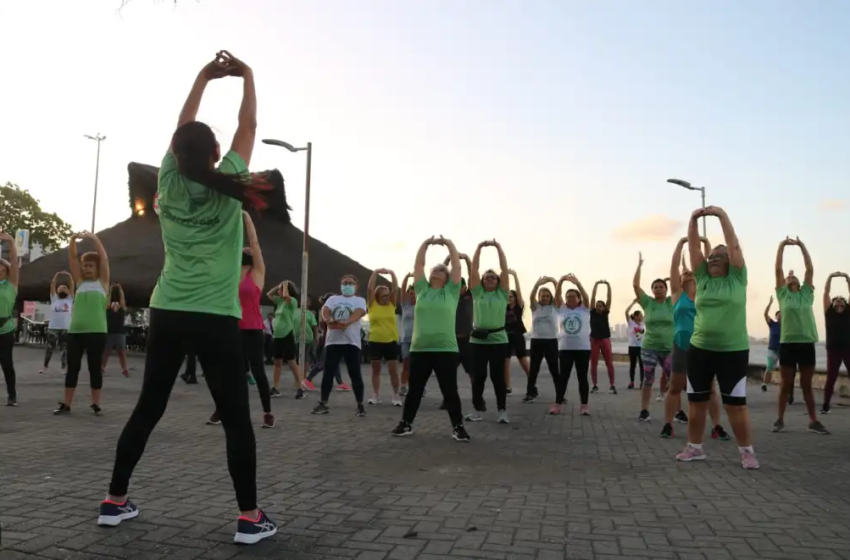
[
  {"xmin": 548, "ymin": 404, "xmax": 562, "ymax": 415},
  {"xmin": 580, "ymin": 405, "xmax": 590, "ymax": 416},
  {"xmin": 741, "ymin": 449, "xmax": 760, "ymax": 470},
  {"xmin": 336, "ymin": 383, "xmax": 352, "ymax": 392},
  {"xmin": 302, "ymin": 379, "xmax": 316, "ymax": 391},
  {"xmin": 676, "ymin": 445, "xmax": 706, "ymax": 462}
]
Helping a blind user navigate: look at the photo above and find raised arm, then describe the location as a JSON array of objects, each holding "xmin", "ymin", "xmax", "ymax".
[
  {"xmin": 469, "ymin": 242, "xmax": 485, "ymax": 290},
  {"xmin": 509, "ymin": 270, "xmax": 524, "ymax": 307},
  {"xmin": 367, "ymin": 270, "xmax": 379, "ymax": 306},
  {"xmin": 764, "ymin": 295, "xmax": 774, "ymax": 324},
  {"xmin": 401, "ymin": 273, "xmax": 412, "ymax": 302},
  {"xmin": 687, "ymin": 210, "xmax": 705, "ymax": 272},
  {"xmin": 388, "ymin": 270, "xmax": 399, "ymax": 305},
  {"xmin": 243, "ymin": 211, "xmax": 265, "ymax": 289},
  {"xmin": 700, "ymin": 236, "xmax": 712, "ymax": 260},
  {"xmin": 530, "ymin": 277, "xmax": 544, "ymax": 310},
  {"xmin": 625, "ymin": 299, "xmax": 638, "ymax": 323},
  {"xmin": 555, "ymin": 276, "xmax": 567, "ymax": 308},
  {"xmin": 796, "ymin": 237, "xmax": 814, "ymax": 288},
  {"xmin": 494, "ymin": 240, "xmax": 510, "ymax": 291},
  {"xmin": 824, "ymin": 273, "xmax": 838, "ymax": 312},
  {"xmin": 705, "ymin": 206, "xmax": 743, "ymax": 268},
  {"xmin": 670, "ymin": 237, "xmax": 687, "ymax": 295},
  {"xmin": 280, "ymin": 281, "xmax": 292, "ymax": 303},
  {"xmin": 118, "ymin": 285, "xmax": 127, "ymax": 309},
  {"xmin": 443, "ymin": 238, "xmax": 462, "ymax": 284},
  {"xmin": 413, "ymin": 237, "xmax": 433, "ymax": 284},
  {"xmin": 633, "ymin": 252, "xmax": 646, "ymax": 300},
  {"xmin": 775, "ymin": 238, "xmax": 789, "ymax": 290},
  {"xmin": 0, "ymin": 234, "xmax": 19, "ymax": 288},
  {"xmin": 568, "ymin": 275, "xmax": 590, "ymax": 306},
  {"xmin": 176, "ymin": 56, "xmax": 227, "ymax": 130},
  {"xmin": 68, "ymin": 234, "xmax": 82, "ymax": 285},
  {"xmin": 50, "ymin": 271, "xmax": 60, "ymax": 298},
  {"xmin": 590, "ymin": 282, "xmax": 600, "ymax": 308},
  {"xmin": 604, "ymin": 280, "xmax": 612, "ymax": 310},
  {"xmin": 84, "ymin": 232, "xmax": 110, "ymax": 288},
  {"xmin": 266, "ymin": 282, "xmax": 282, "ymax": 301},
  {"xmin": 219, "ymin": 52, "xmax": 258, "ymax": 167}
]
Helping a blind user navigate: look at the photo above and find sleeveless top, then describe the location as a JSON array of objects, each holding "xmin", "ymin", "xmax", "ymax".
[
  {"xmin": 69, "ymin": 281, "xmax": 108, "ymax": 334},
  {"xmin": 673, "ymin": 292, "xmax": 696, "ymax": 351},
  {"xmin": 238, "ymin": 275, "xmax": 263, "ymax": 330}
]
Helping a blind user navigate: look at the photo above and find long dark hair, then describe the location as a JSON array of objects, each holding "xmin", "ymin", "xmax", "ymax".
[{"xmin": 171, "ymin": 121, "xmax": 272, "ymax": 210}]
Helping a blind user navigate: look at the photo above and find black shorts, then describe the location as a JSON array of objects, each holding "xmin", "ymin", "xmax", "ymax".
[
  {"xmin": 779, "ymin": 342, "xmax": 816, "ymax": 370},
  {"xmin": 507, "ymin": 332, "xmax": 527, "ymax": 358},
  {"xmin": 273, "ymin": 333, "xmax": 296, "ymax": 361},
  {"xmin": 686, "ymin": 344, "xmax": 749, "ymax": 406},
  {"xmin": 368, "ymin": 341, "xmax": 399, "ymax": 362}
]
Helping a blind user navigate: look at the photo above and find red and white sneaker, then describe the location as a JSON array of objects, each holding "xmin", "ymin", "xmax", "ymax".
[
  {"xmin": 336, "ymin": 383, "xmax": 352, "ymax": 392},
  {"xmin": 301, "ymin": 379, "xmax": 316, "ymax": 391}
]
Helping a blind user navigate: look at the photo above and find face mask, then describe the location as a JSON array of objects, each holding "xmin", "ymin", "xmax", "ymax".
[
  {"xmin": 57, "ymin": 292, "xmax": 68, "ymax": 299},
  {"xmin": 341, "ymin": 285, "xmax": 355, "ymax": 296},
  {"xmin": 0, "ymin": 280, "xmax": 6, "ymax": 285}
]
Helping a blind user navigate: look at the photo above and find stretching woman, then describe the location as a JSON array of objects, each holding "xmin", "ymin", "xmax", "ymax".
[
  {"xmin": 466, "ymin": 240, "xmax": 511, "ymax": 424},
  {"xmin": 305, "ymin": 294, "xmax": 349, "ymax": 391},
  {"xmin": 505, "ymin": 271, "xmax": 530, "ymax": 394},
  {"xmin": 624, "ymin": 302, "xmax": 644, "ymax": 389},
  {"xmin": 102, "ymin": 284, "xmax": 129, "ymax": 378},
  {"xmin": 366, "ymin": 268, "xmax": 401, "ymax": 406},
  {"xmin": 392, "ymin": 236, "xmax": 468, "ymax": 441},
  {"xmin": 589, "ymin": 280, "xmax": 615, "ymax": 394},
  {"xmin": 633, "ymin": 252, "xmax": 673, "ymax": 422},
  {"xmin": 0, "ymin": 233, "xmax": 19, "ymax": 406},
  {"xmin": 822, "ymin": 272, "xmax": 850, "ymax": 414},
  {"xmin": 772, "ymin": 237, "xmax": 828, "ymax": 435},
  {"xmin": 398, "ymin": 274, "xmax": 416, "ymax": 397},
  {"xmin": 762, "ymin": 296, "xmax": 781, "ymax": 393},
  {"xmin": 42, "ymin": 271, "xmax": 74, "ymax": 375},
  {"xmin": 525, "ymin": 277, "xmax": 559, "ymax": 405},
  {"xmin": 101, "ymin": 53, "xmax": 276, "ymax": 544},
  {"xmin": 268, "ymin": 281, "xmax": 304, "ymax": 400},
  {"xmin": 54, "ymin": 231, "xmax": 109, "ymax": 416},
  {"xmin": 677, "ymin": 206, "xmax": 757, "ymax": 468},
  {"xmin": 554, "ymin": 274, "xmax": 592, "ymax": 415}
]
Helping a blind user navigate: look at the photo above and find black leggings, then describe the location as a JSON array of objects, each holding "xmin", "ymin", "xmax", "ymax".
[
  {"xmin": 241, "ymin": 330, "xmax": 271, "ymax": 413},
  {"xmin": 321, "ymin": 344, "xmax": 364, "ymax": 403},
  {"xmin": 559, "ymin": 350, "xmax": 590, "ymax": 405},
  {"xmin": 65, "ymin": 333, "xmax": 106, "ymax": 390},
  {"xmin": 0, "ymin": 332, "xmax": 16, "ymax": 399},
  {"xmin": 527, "ymin": 338, "xmax": 558, "ymax": 397},
  {"xmin": 471, "ymin": 343, "xmax": 508, "ymax": 412},
  {"xmin": 628, "ymin": 346, "xmax": 644, "ymax": 384},
  {"xmin": 109, "ymin": 309, "xmax": 257, "ymax": 512},
  {"xmin": 403, "ymin": 351, "xmax": 463, "ymax": 426}
]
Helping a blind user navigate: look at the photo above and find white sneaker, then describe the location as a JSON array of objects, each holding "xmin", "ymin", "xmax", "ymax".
[
  {"xmin": 656, "ymin": 394, "xmax": 664, "ymax": 402},
  {"xmin": 498, "ymin": 410, "xmax": 510, "ymax": 424},
  {"xmin": 367, "ymin": 395, "xmax": 381, "ymax": 405},
  {"xmin": 391, "ymin": 395, "xmax": 402, "ymax": 407}
]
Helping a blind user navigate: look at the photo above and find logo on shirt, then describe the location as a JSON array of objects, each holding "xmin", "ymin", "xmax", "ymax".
[
  {"xmin": 563, "ymin": 314, "xmax": 582, "ymax": 336},
  {"xmin": 331, "ymin": 303, "xmax": 354, "ymax": 322}
]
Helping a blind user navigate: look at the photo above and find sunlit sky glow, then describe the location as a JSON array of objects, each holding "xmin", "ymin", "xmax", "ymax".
[{"xmin": 3, "ymin": 0, "xmax": 849, "ymax": 337}]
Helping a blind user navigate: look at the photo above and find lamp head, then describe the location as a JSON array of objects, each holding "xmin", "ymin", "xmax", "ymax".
[
  {"xmin": 262, "ymin": 139, "xmax": 302, "ymax": 152},
  {"xmin": 667, "ymin": 178, "xmax": 694, "ymax": 190}
]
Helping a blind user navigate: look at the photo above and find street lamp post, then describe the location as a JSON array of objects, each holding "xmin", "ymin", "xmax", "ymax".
[
  {"xmin": 262, "ymin": 139, "xmax": 313, "ymax": 373},
  {"xmin": 85, "ymin": 134, "xmax": 107, "ymax": 232},
  {"xmin": 667, "ymin": 178, "xmax": 706, "ymax": 238}
]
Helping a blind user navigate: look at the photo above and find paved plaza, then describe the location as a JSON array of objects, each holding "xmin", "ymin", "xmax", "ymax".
[{"xmin": 1, "ymin": 346, "xmax": 849, "ymax": 560}]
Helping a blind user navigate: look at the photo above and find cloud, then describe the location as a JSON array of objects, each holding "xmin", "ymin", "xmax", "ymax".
[
  {"xmin": 817, "ymin": 199, "xmax": 848, "ymax": 213},
  {"xmin": 612, "ymin": 215, "xmax": 683, "ymax": 241}
]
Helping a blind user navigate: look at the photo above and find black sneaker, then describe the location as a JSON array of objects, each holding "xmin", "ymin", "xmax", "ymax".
[
  {"xmin": 590, "ymin": 386, "xmax": 599, "ymax": 394},
  {"xmin": 392, "ymin": 421, "xmax": 414, "ymax": 437},
  {"xmin": 234, "ymin": 509, "xmax": 277, "ymax": 545},
  {"xmin": 808, "ymin": 421, "xmax": 830, "ymax": 435},
  {"xmin": 609, "ymin": 386, "xmax": 617, "ymax": 395},
  {"xmin": 262, "ymin": 413, "xmax": 275, "ymax": 429},
  {"xmin": 53, "ymin": 402, "xmax": 70, "ymax": 415},
  {"xmin": 711, "ymin": 425, "xmax": 730, "ymax": 441},
  {"xmin": 452, "ymin": 424, "xmax": 471, "ymax": 442},
  {"xmin": 761, "ymin": 383, "xmax": 767, "ymax": 392},
  {"xmin": 674, "ymin": 410, "xmax": 688, "ymax": 424},
  {"xmin": 638, "ymin": 409, "xmax": 650, "ymax": 422},
  {"xmin": 311, "ymin": 402, "xmax": 329, "ymax": 415},
  {"xmin": 660, "ymin": 423, "xmax": 673, "ymax": 438},
  {"xmin": 91, "ymin": 404, "xmax": 103, "ymax": 416},
  {"xmin": 295, "ymin": 388, "xmax": 305, "ymax": 400},
  {"xmin": 628, "ymin": 382, "xmax": 635, "ymax": 389},
  {"xmin": 270, "ymin": 388, "xmax": 281, "ymax": 398},
  {"xmin": 820, "ymin": 405, "xmax": 831, "ymax": 415},
  {"xmin": 207, "ymin": 411, "xmax": 221, "ymax": 425},
  {"xmin": 97, "ymin": 498, "xmax": 140, "ymax": 527},
  {"xmin": 355, "ymin": 404, "xmax": 366, "ymax": 417},
  {"xmin": 521, "ymin": 395, "xmax": 535, "ymax": 403},
  {"xmin": 7, "ymin": 396, "xmax": 17, "ymax": 407}
]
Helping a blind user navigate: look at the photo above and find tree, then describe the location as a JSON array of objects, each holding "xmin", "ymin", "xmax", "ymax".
[{"xmin": 0, "ymin": 182, "xmax": 73, "ymax": 252}]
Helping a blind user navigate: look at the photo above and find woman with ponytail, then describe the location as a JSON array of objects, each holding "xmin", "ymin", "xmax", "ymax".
[{"xmin": 100, "ymin": 52, "xmax": 276, "ymax": 545}]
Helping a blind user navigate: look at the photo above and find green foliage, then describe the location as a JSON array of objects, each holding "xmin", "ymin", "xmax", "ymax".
[{"xmin": 0, "ymin": 182, "xmax": 73, "ymax": 252}]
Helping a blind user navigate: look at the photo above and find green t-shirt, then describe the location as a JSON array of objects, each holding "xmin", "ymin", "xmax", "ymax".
[
  {"xmin": 0, "ymin": 281, "xmax": 17, "ymax": 336},
  {"xmin": 776, "ymin": 283, "xmax": 819, "ymax": 343},
  {"xmin": 410, "ymin": 277, "xmax": 461, "ymax": 352},
  {"xmin": 470, "ymin": 285, "xmax": 509, "ymax": 345},
  {"xmin": 691, "ymin": 262, "xmax": 749, "ymax": 352},
  {"xmin": 69, "ymin": 281, "xmax": 108, "ymax": 334},
  {"xmin": 149, "ymin": 150, "xmax": 246, "ymax": 319},
  {"xmin": 639, "ymin": 293, "xmax": 673, "ymax": 352},
  {"xmin": 271, "ymin": 295, "xmax": 297, "ymax": 338},
  {"xmin": 296, "ymin": 310, "xmax": 318, "ymax": 344}
]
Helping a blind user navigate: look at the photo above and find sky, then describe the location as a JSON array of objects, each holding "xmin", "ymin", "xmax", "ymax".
[{"xmin": 2, "ymin": 0, "xmax": 849, "ymax": 338}]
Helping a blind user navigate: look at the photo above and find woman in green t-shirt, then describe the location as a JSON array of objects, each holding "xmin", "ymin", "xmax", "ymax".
[
  {"xmin": 0, "ymin": 232, "xmax": 20, "ymax": 406},
  {"xmin": 772, "ymin": 236, "xmax": 828, "ymax": 435},
  {"xmin": 54, "ymin": 231, "xmax": 109, "ymax": 417},
  {"xmin": 465, "ymin": 239, "xmax": 511, "ymax": 425}
]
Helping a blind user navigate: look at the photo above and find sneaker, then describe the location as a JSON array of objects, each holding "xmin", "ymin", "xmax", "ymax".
[
  {"xmin": 638, "ymin": 410, "xmax": 650, "ymax": 422},
  {"xmin": 808, "ymin": 420, "xmax": 830, "ymax": 435},
  {"xmin": 627, "ymin": 382, "xmax": 635, "ymax": 389},
  {"xmin": 820, "ymin": 405, "xmax": 831, "ymax": 415},
  {"xmin": 40, "ymin": 368, "xmax": 46, "ymax": 374},
  {"xmin": 91, "ymin": 404, "xmax": 103, "ymax": 416},
  {"xmin": 522, "ymin": 395, "xmax": 536, "ymax": 403},
  {"xmin": 609, "ymin": 386, "xmax": 617, "ymax": 395},
  {"xmin": 761, "ymin": 383, "xmax": 767, "ymax": 392},
  {"xmin": 302, "ymin": 379, "xmax": 316, "ymax": 391},
  {"xmin": 270, "ymin": 387, "xmax": 281, "ymax": 398},
  {"xmin": 53, "ymin": 402, "xmax": 70, "ymax": 415},
  {"xmin": 391, "ymin": 395, "xmax": 402, "ymax": 407},
  {"xmin": 741, "ymin": 449, "xmax": 760, "ymax": 470},
  {"xmin": 674, "ymin": 410, "xmax": 688, "ymax": 424},
  {"xmin": 207, "ymin": 411, "xmax": 221, "ymax": 425},
  {"xmin": 261, "ymin": 413, "xmax": 275, "ymax": 428},
  {"xmin": 656, "ymin": 394, "xmax": 664, "ymax": 402},
  {"xmin": 498, "ymin": 410, "xmax": 509, "ymax": 424},
  {"xmin": 311, "ymin": 402, "xmax": 329, "ymax": 415},
  {"xmin": 337, "ymin": 383, "xmax": 352, "ymax": 392},
  {"xmin": 452, "ymin": 424, "xmax": 471, "ymax": 442},
  {"xmin": 355, "ymin": 404, "xmax": 366, "ymax": 417},
  {"xmin": 234, "ymin": 509, "xmax": 277, "ymax": 545},
  {"xmin": 367, "ymin": 395, "xmax": 381, "ymax": 405},
  {"xmin": 247, "ymin": 375, "xmax": 256, "ymax": 386},
  {"xmin": 464, "ymin": 412, "xmax": 483, "ymax": 422},
  {"xmin": 676, "ymin": 445, "xmax": 706, "ymax": 462},
  {"xmin": 660, "ymin": 423, "xmax": 673, "ymax": 438},
  {"xmin": 97, "ymin": 498, "xmax": 140, "ymax": 527},
  {"xmin": 399, "ymin": 386, "xmax": 408, "ymax": 397},
  {"xmin": 7, "ymin": 397, "xmax": 17, "ymax": 407},
  {"xmin": 506, "ymin": 387, "xmax": 513, "ymax": 394},
  {"xmin": 590, "ymin": 386, "xmax": 599, "ymax": 394},
  {"xmin": 711, "ymin": 425, "xmax": 730, "ymax": 441},
  {"xmin": 122, "ymin": 369, "xmax": 129, "ymax": 378},
  {"xmin": 392, "ymin": 421, "xmax": 413, "ymax": 437},
  {"xmin": 295, "ymin": 388, "xmax": 305, "ymax": 400},
  {"xmin": 548, "ymin": 403, "xmax": 562, "ymax": 415},
  {"xmin": 771, "ymin": 418, "xmax": 784, "ymax": 433},
  {"xmin": 580, "ymin": 404, "xmax": 590, "ymax": 416}
]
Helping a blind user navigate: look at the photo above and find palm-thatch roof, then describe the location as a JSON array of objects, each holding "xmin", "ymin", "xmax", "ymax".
[{"xmin": 17, "ymin": 162, "xmax": 381, "ymax": 307}]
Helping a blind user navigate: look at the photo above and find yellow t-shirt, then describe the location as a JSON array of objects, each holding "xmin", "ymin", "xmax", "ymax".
[{"xmin": 368, "ymin": 301, "xmax": 399, "ymax": 343}]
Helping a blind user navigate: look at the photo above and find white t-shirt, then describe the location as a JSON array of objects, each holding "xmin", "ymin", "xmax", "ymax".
[
  {"xmin": 324, "ymin": 295, "xmax": 368, "ymax": 348},
  {"xmin": 531, "ymin": 304, "xmax": 559, "ymax": 339},
  {"xmin": 48, "ymin": 294, "xmax": 74, "ymax": 331},
  {"xmin": 557, "ymin": 304, "xmax": 591, "ymax": 351},
  {"xmin": 628, "ymin": 320, "xmax": 645, "ymax": 347}
]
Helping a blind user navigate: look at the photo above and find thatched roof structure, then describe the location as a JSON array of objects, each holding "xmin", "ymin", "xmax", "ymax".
[{"xmin": 17, "ymin": 162, "xmax": 380, "ymax": 307}]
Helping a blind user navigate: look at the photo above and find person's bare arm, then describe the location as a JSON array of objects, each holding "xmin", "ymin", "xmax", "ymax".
[
  {"xmin": 221, "ymin": 52, "xmax": 258, "ymax": 167},
  {"xmin": 797, "ymin": 237, "xmax": 814, "ymax": 288},
  {"xmin": 687, "ymin": 211, "xmax": 705, "ymax": 272},
  {"xmin": 529, "ymin": 277, "xmax": 543, "ymax": 311},
  {"xmin": 243, "ymin": 212, "xmax": 265, "ymax": 289},
  {"xmin": 571, "ymin": 276, "xmax": 590, "ymax": 307},
  {"xmin": 401, "ymin": 273, "xmax": 412, "ymax": 303},
  {"xmin": 625, "ymin": 299, "xmax": 637, "ymax": 323},
  {"xmin": 700, "ymin": 236, "xmax": 712, "ymax": 260},
  {"xmin": 469, "ymin": 243, "xmax": 485, "ymax": 290},
  {"xmin": 590, "ymin": 282, "xmax": 600, "ymax": 308},
  {"xmin": 84, "ymin": 232, "xmax": 110, "ymax": 287},
  {"xmin": 413, "ymin": 237, "xmax": 433, "ymax": 284},
  {"xmin": 176, "ymin": 59, "xmax": 226, "ymax": 130},
  {"xmin": 775, "ymin": 239, "xmax": 789, "ymax": 290},
  {"xmin": 764, "ymin": 295, "xmax": 774, "ymax": 324},
  {"xmin": 604, "ymin": 280, "xmax": 612, "ymax": 310},
  {"xmin": 266, "ymin": 282, "xmax": 282, "ymax": 300},
  {"xmin": 633, "ymin": 252, "xmax": 646, "ymax": 300},
  {"xmin": 555, "ymin": 276, "xmax": 567, "ymax": 308},
  {"xmin": 367, "ymin": 270, "xmax": 379, "ymax": 307},
  {"xmin": 388, "ymin": 270, "xmax": 399, "ymax": 306},
  {"xmin": 50, "ymin": 271, "xmax": 59, "ymax": 298},
  {"xmin": 494, "ymin": 240, "xmax": 510, "ymax": 291},
  {"xmin": 321, "ymin": 304, "xmax": 332, "ymax": 322},
  {"xmin": 510, "ymin": 270, "xmax": 524, "ymax": 307},
  {"xmin": 824, "ymin": 273, "xmax": 837, "ymax": 312},
  {"xmin": 670, "ymin": 237, "xmax": 687, "ymax": 296},
  {"xmin": 68, "ymin": 234, "xmax": 83, "ymax": 285},
  {"xmin": 711, "ymin": 206, "xmax": 744, "ymax": 268},
  {"xmin": 118, "ymin": 285, "xmax": 127, "ymax": 309},
  {"xmin": 443, "ymin": 238, "xmax": 462, "ymax": 284}
]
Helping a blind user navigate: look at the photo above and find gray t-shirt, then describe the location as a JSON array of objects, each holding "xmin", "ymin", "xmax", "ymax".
[
  {"xmin": 401, "ymin": 302, "xmax": 415, "ymax": 343},
  {"xmin": 531, "ymin": 303, "xmax": 559, "ymax": 339}
]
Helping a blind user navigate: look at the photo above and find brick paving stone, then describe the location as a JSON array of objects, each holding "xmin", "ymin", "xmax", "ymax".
[{"xmin": 2, "ymin": 347, "xmax": 850, "ymax": 559}]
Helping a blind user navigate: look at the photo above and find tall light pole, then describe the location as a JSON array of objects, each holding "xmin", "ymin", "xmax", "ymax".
[
  {"xmin": 85, "ymin": 134, "xmax": 106, "ymax": 232},
  {"xmin": 667, "ymin": 178, "xmax": 706, "ymax": 238},
  {"xmin": 262, "ymin": 139, "xmax": 312, "ymax": 373}
]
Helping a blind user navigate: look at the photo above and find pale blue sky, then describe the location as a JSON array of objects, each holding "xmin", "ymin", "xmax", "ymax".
[{"xmin": 2, "ymin": 0, "xmax": 848, "ymax": 336}]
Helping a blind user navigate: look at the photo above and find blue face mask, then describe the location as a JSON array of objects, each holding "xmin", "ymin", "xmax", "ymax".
[{"xmin": 341, "ymin": 284, "xmax": 355, "ymax": 297}]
